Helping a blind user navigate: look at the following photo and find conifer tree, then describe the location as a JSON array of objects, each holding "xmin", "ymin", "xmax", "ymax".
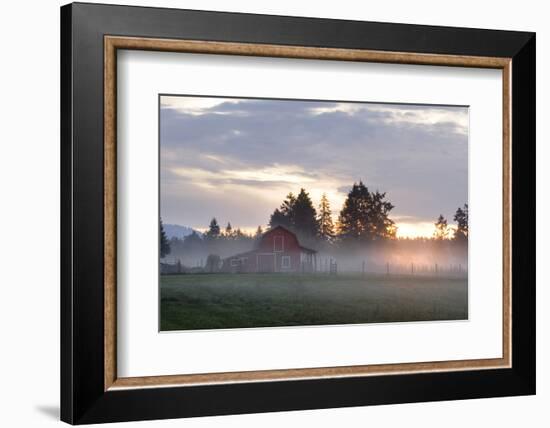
[
  {"xmin": 453, "ymin": 204, "xmax": 469, "ymax": 241},
  {"xmin": 292, "ymin": 189, "xmax": 319, "ymax": 238},
  {"xmin": 318, "ymin": 193, "xmax": 335, "ymax": 241},
  {"xmin": 338, "ymin": 181, "xmax": 395, "ymax": 241},
  {"xmin": 433, "ymin": 214, "xmax": 450, "ymax": 240},
  {"xmin": 224, "ymin": 222, "xmax": 233, "ymax": 238},
  {"xmin": 205, "ymin": 217, "xmax": 220, "ymax": 240},
  {"xmin": 268, "ymin": 189, "xmax": 319, "ymax": 238},
  {"xmin": 160, "ymin": 218, "xmax": 171, "ymax": 258}
]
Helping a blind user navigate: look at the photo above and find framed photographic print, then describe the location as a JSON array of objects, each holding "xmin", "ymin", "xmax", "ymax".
[{"xmin": 60, "ymin": 2, "xmax": 536, "ymax": 424}]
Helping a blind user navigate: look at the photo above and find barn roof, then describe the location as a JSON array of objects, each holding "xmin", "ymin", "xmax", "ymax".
[
  {"xmin": 223, "ymin": 226, "xmax": 318, "ymax": 261},
  {"xmin": 262, "ymin": 225, "xmax": 317, "ymax": 254},
  {"xmin": 298, "ymin": 245, "xmax": 317, "ymax": 254}
]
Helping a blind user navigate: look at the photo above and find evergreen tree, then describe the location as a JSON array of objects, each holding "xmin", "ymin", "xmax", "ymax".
[
  {"xmin": 318, "ymin": 193, "xmax": 335, "ymax": 241},
  {"xmin": 269, "ymin": 189, "xmax": 318, "ymax": 238},
  {"xmin": 453, "ymin": 204, "xmax": 469, "ymax": 241},
  {"xmin": 160, "ymin": 218, "xmax": 171, "ymax": 258},
  {"xmin": 269, "ymin": 208, "xmax": 290, "ymax": 228},
  {"xmin": 254, "ymin": 225, "xmax": 264, "ymax": 240},
  {"xmin": 386, "ymin": 222, "xmax": 398, "ymax": 239},
  {"xmin": 338, "ymin": 182, "xmax": 369, "ymax": 240},
  {"xmin": 280, "ymin": 192, "xmax": 296, "ymax": 222},
  {"xmin": 368, "ymin": 190, "xmax": 396, "ymax": 239},
  {"xmin": 233, "ymin": 228, "xmax": 245, "ymax": 239},
  {"xmin": 337, "ymin": 181, "xmax": 395, "ymax": 241},
  {"xmin": 204, "ymin": 217, "xmax": 220, "ymax": 240},
  {"xmin": 224, "ymin": 222, "xmax": 233, "ymax": 239},
  {"xmin": 433, "ymin": 214, "xmax": 450, "ymax": 240},
  {"xmin": 292, "ymin": 189, "xmax": 319, "ymax": 238},
  {"xmin": 269, "ymin": 193, "xmax": 296, "ymax": 229},
  {"xmin": 269, "ymin": 208, "xmax": 290, "ymax": 229}
]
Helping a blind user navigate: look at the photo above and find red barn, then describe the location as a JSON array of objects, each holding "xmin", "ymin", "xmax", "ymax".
[{"xmin": 222, "ymin": 226, "xmax": 317, "ymax": 273}]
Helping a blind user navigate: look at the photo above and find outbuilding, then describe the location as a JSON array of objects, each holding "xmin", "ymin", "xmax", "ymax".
[{"xmin": 222, "ymin": 226, "xmax": 317, "ymax": 273}]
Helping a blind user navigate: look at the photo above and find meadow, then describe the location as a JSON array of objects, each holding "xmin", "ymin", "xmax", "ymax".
[{"xmin": 160, "ymin": 273, "xmax": 468, "ymax": 331}]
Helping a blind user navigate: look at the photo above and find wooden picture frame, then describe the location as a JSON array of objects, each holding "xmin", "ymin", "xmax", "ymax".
[{"xmin": 61, "ymin": 2, "xmax": 535, "ymax": 424}]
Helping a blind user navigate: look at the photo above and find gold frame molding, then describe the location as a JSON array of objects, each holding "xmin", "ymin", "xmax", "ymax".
[{"xmin": 104, "ymin": 36, "xmax": 512, "ymax": 391}]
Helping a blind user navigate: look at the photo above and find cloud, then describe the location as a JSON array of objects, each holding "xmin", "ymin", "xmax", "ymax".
[
  {"xmin": 161, "ymin": 96, "xmax": 240, "ymax": 116},
  {"xmin": 170, "ymin": 164, "xmax": 318, "ymax": 186},
  {"xmin": 363, "ymin": 104, "xmax": 468, "ymax": 135}
]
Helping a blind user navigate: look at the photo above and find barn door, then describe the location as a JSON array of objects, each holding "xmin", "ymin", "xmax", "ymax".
[{"xmin": 257, "ymin": 254, "xmax": 275, "ymax": 273}]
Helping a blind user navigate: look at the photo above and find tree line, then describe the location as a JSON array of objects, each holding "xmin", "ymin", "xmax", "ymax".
[
  {"xmin": 267, "ymin": 181, "xmax": 467, "ymax": 244},
  {"xmin": 160, "ymin": 181, "xmax": 468, "ymax": 258},
  {"xmin": 433, "ymin": 204, "xmax": 468, "ymax": 241},
  {"xmin": 160, "ymin": 218, "xmax": 262, "ymax": 259}
]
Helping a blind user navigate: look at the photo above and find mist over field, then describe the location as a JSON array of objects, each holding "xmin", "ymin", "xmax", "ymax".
[{"xmin": 163, "ymin": 235, "xmax": 467, "ymax": 275}]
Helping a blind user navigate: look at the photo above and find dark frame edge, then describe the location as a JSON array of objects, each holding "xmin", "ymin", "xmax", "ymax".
[
  {"xmin": 510, "ymin": 33, "xmax": 536, "ymax": 394},
  {"xmin": 61, "ymin": 3, "xmax": 74, "ymax": 425}
]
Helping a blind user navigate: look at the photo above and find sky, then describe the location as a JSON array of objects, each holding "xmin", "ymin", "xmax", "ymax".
[{"xmin": 160, "ymin": 95, "xmax": 468, "ymax": 238}]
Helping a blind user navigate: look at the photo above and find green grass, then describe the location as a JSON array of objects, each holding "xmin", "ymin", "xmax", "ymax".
[{"xmin": 160, "ymin": 273, "xmax": 468, "ymax": 331}]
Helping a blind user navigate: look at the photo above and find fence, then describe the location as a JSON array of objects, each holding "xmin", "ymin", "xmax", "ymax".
[
  {"xmin": 362, "ymin": 261, "xmax": 467, "ymax": 277},
  {"xmin": 161, "ymin": 257, "xmax": 466, "ymax": 277}
]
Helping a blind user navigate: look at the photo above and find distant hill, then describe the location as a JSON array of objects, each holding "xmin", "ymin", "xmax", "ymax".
[{"xmin": 163, "ymin": 224, "xmax": 200, "ymax": 239}]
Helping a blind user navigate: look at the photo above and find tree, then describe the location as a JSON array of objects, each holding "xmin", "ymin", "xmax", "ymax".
[
  {"xmin": 386, "ymin": 222, "xmax": 398, "ymax": 239},
  {"xmin": 269, "ymin": 209, "xmax": 288, "ymax": 228},
  {"xmin": 233, "ymin": 228, "xmax": 246, "ymax": 239},
  {"xmin": 366, "ymin": 190, "xmax": 396, "ymax": 239},
  {"xmin": 269, "ymin": 192, "xmax": 295, "ymax": 229},
  {"xmin": 254, "ymin": 225, "xmax": 264, "ymax": 240},
  {"xmin": 269, "ymin": 189, "xmax": 318, "ymax": 238},
  {"xmin": 292, "ymin": 189, "xmax": 319, "ymax": 238},
  {"xmin": 204, "ymin": 217, "xmax": 220, "ymax": 240},
  {"xmin": 280, "ymin": 192, "xmax": 297, "ymax": 222},
  {"xmin": 453, "ymin": 204, "xmax": 469, "ymax": 241},
  {"xmin": 160, "ymin": 218, "xmax": 171, "ymax": 258},
  {"xmin": 338, "ymin": 182, "xmax": 369, "ymax": 240},
  {"xmin": 337, "ymin": 181, "xmax": 395, "ymax": 241},
  {"xmin": 433, "ymin": 214, "xmax": 450, "ymax": 240},
  {"xmin": 318, "ymin": 193, "xmax": 335, "ymax": 241},
  {"xmin": 224, "ymin": 222, "xmax": 234, "ymax": 239}
]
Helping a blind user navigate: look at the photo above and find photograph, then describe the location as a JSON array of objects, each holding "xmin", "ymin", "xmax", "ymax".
[{"xmin": 159, "ymin": 95, "xmax": 469, "ymax": 331}]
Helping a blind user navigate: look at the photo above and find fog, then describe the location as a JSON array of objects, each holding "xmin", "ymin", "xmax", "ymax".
[
  {"xmin": 319, "ymin": 240, "xmax": 467, "ymax": 276},
  {"xmin": 162, "ymin": 236, "xmax": 467, "ymax": 277}
]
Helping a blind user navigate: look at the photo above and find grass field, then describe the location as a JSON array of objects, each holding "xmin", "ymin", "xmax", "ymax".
[{"xmin": 160, "ymin": 273, "xmax": 468, "ymax": 331}]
